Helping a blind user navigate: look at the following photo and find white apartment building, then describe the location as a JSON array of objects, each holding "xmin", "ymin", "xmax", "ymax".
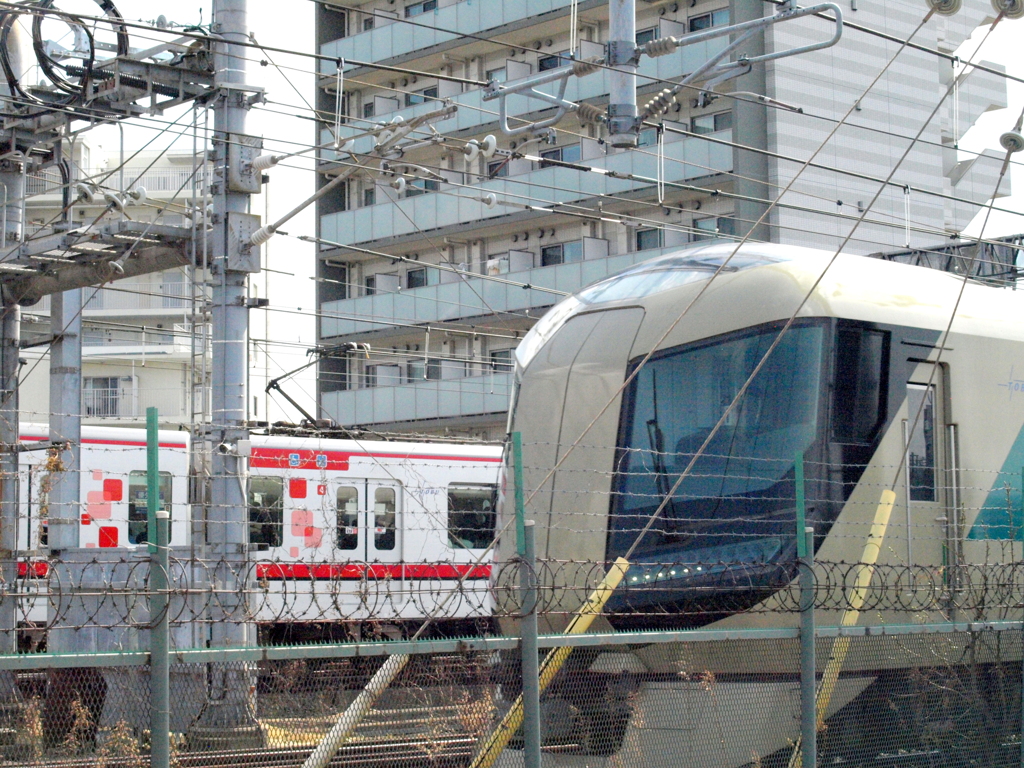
[
  {"xmin": 18, "ymin": 141, "xmax": 209, "ymax": 430},
  {"xmin": 314, "ymin": 0, "xmax": 1010, "ymax": 440}
]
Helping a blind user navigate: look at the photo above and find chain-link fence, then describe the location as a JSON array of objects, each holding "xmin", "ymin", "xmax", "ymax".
[{"xmin": 0, "ymin": 620, "xmax": 1020, "ymax": 767}]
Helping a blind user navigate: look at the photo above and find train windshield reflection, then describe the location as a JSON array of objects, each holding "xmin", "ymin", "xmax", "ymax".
[{"xmin": 609, "ymin": 320, "xmax": 825, "ymax": 566}]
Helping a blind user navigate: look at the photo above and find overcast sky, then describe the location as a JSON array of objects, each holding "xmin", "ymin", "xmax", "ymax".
[{"xmin": 73, "ymin": 1, "xmax": 1024, "ymax": 422}]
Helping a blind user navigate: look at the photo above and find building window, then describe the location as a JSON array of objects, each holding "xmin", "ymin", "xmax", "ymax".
[
  {"xmin": 405, "ymin": 0, "xmax": 437, "ymax": 17},
  {"xmin": 405, "ymin": 178, "xmax": 439, "ymax": 197},
  {"xmin": 486, "ymin": 67, "xmax": 506, "ymax": 83},
  {"xmin": 363, "ymin": 187, "xmax": 375, "ymax": 207},
  {"xmin": 336, "ymin": 486, "xmax": 359, "ymax": 550},
  {"xmin": 447, "ymin": 485, "xmax": 497, "ymax": 549},
  {"xmin": 693, "ymin": 216, "xmax": 735, "ymax": 240},
  {"xmin": 362, "ymin": 17, "xmax": 374, "ymax": 31},
  {"xmin": 540, "ymin": 241, "xmax": 583, "ymax": 267},
  {"xmin": 426, "ymin": 358, "xmax": 442, "ymax": 380},
  {"xmin": 364, "ymin": 275, "xmax": 376, "ymax": 296},
  {"xmin": 404, "ymin": 85, "xmax": 438, "ymax": 107},
  {"xmin": 249, "ymin": 476, "xmax": 283, "ymax": 550},
  {"xmin": 490, "ymin": 349, "xmax": 514, "ymax": 372},
  {"xmin": 407, "ymin": 267, "xmax": 427, "ymax": 289},
  {"xmin": 689, "ymin": 9, "xmax": 729, "ymax": 31},
  {"xmin": 691, "ymin": 111, "xmax": 733, "ymax": 135},
  {"xmin": 635, "ymin": 228, "xmax": 663, "ymax": 251},
  {"xmin": 636, "ymin": 27, "xmax": 657, "ymax": 46},
  {"xmin": 539, "ymin": 144, "xmax": 582, "ymax": 167},
  {"xmin": 537, "ymin": 51, "xmax": 572, "ymax": 71},
  {"xmin": 363, "ymin": 101, "xmax": 375, "ymax": 119},
  {"xmin": 83, "ymin": 376, "xmax": 124, "ymax": 417},
  {"xmin": 487, "ymin": 159, "xmax": 509, "ymax": 178},
  {"xmin": 637, "ymin": 127, "xmax": 658, "ymax": 147},
  {"xmin": 128, "ymin": 470, "xmax": 173, "ymax": 546},
  {"xmin": 365, "ymin": 364, "xmax": 379, "ymax": 388}
]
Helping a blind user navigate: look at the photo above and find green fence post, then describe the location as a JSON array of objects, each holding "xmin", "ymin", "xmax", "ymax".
[
  {"xmin": 797, "ymin": 453, "xmax": 816, "ymax": 768},
  {"xmin": 148, "ymin": 408, "xmax": 170, "ymax": 768}
]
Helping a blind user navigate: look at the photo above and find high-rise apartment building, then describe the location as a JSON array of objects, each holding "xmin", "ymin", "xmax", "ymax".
[{"xmin": 314, "ymin": 0, "xmax": 1008, "ymax": 440}]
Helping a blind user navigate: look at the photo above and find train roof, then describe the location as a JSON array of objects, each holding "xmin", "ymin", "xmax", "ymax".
[
  {"xmin": 20, "ymin": 423, "xmax": 190, "ymax": 449},
  {"xmin": 517, "ymin": 243, "xmax": 1024, "ymax": 370}
]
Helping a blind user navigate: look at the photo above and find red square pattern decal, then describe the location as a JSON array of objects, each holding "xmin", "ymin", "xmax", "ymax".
[
  {"xmin": 103, "ymin": 479, "xmax": 123, "ymax": 502},
  {"xmin": 289, "ymin": 478, "xmax": 307, "ymax": 499},
  {"xmin": 317, "ymin": 484, "xmax": 327, "ymax": 496},
  {"xmin": 99, "ymin": 526, "xmax": 119, "ymax": 548}
]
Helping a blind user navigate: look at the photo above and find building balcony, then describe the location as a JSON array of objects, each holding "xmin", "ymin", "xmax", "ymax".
[
  {"xmin": 321, "ymin": 0, "xmax": 582, "ymax": 69},
  {"xmin": 26, "ymin": 167, "xmax": 208, "ymax": 199},
  {"xmin": 321, "ymin": 36, "xmax": 729, "ymax": 157},
  {"xmin": 82, "ymin": 385, "xmax": 188, "ymax": 422},
  {"xmin": 321, "ymin": 371, "xmax": 513, "ymax": 427},
  {"xmin": 321, "ymin": 242, "xmax": 688, "ymax": 338},
  {"xmin": 26, "ymin": 279, "xmax": 196, "ymax": 317},
  {"xmin": 321, "ymin": 128, "xmax": 731, "ymax": 248}
]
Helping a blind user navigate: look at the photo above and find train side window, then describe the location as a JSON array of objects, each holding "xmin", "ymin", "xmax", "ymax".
[
  {"xmin": 832, "ymin": 326, "xmax": 888, "ymax": 444},
  {"xmin": 249, "ymin": 476, "xmax": 284, "ymax": 549},
  {"xmin": 337, "ymin": 486, "xmax": 359, "ymax": 550},
  {"xmin": 447, "ymin": 485, "xmax": 496, "ymax": 549},
  {"xmin": 906, "ymin": 383, "xmax": 936, "ymax": 502},
  {"xmin": 127, "ymin": 471, "xmax": 173, "ymax": 545},
  {"xmin": 373, "ymin": 488, "xmax": 396, "ymax": 551}
]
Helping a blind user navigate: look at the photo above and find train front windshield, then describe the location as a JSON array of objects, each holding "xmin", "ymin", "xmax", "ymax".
[{"xmin": 610, "ymin": 320, "xmax": 826, "ymax": 571}]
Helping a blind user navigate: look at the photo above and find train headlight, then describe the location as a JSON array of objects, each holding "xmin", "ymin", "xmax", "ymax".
[{"xmin": 515, "ymin": 296, "xmax": 581, "ymax": 371}]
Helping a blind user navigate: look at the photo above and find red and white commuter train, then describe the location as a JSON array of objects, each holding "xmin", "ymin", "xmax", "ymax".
[{"xmin": 15, "ymin": 425, "xmax": 503, "ymax": 635}]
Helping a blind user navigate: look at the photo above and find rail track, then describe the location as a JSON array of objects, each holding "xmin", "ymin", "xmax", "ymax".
[{"xmin": 2, "ymin": 734, "xmax": 477, "ymax": 768}]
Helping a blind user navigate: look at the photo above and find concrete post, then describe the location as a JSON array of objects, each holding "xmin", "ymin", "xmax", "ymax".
[{"xmin": 47, "ymin": 288, "xmax": 82, "ymax": 554}]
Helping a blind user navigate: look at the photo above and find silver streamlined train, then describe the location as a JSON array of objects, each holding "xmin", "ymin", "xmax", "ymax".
[{"xmin": 499, "ymin": 243, "xmax": 1024, "ymax": 767}]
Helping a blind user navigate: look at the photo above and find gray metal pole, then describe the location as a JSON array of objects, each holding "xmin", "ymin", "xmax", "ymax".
[
  {"xmin": 193, "ymin": 0, "xmax": 262, "ymax": 743},
  {"xmin": 521, "ymin": 520, "xmax": 541, "ymax": 768},
  {"xmin": 729, "ymin": 0, "xmax": 770, "ymax": 242},
  {"xmin": 47, "ymin": 287, "xmax": 82, "ymax": 553},
  {"xmin": 607, "ymin": 0, "xmax": 638, "ymax": 148},
  {"xmin": 148, "ymin": 407, "xmax": 170, "ymax": 768},
  {"xmin": 0, "ymin": 17, "xmax": 26, "ymax": 663},
  {"xmin": 799, "ymin": 526, "xmax": 816, "ymax": 768}
]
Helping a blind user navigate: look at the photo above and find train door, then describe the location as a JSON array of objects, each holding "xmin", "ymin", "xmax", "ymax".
[
  {"xmin": 333, "ymin": 481, "xmax": 402, "ymax": 564},
  {"xmin": 366, "ymin": 482, "xmax": 401, "ymax": 566},
  {"xmin": 902, "ymin": 364, "xmax": 952, "ymax": 567}
]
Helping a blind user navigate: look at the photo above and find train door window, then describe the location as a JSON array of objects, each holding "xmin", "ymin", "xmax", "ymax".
[
  {"xmin": 832, "ymin": 325, "xmax": 888, "ymax": 444},
  {"xmin": 337, "ymin": 486, "xmax": 359, "ymax": 550},
  {"xmin": 447, "ymin": 485, "xmax": 497, "ymax": 549},
  {"xmin": 905, "ymin": 384, "xmax": 936, "ymax": 502},
  {"xmin": 249, "ymin": 476, "xmax": 284, "ymax": 549},
  {"xmin": 128, "ymin": 471, "xmax": 173, "ymax": 545},
  {"xmin": 373, "ymin": 487, "xmax": 397, "ymax": 551}
]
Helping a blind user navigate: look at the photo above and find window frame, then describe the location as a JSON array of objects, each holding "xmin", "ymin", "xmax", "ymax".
[
  {"xmin": 404, "ymin": 0, "xmax": 437, "ymax": 18},
  {"xmin": 406, "ymin": 267, "xmax": 427, "ymax": 289},
  {"xmin": 248, "ymin": 475, "xmax": 284, "ymax": 550},
  {"xmin": 635, "ymin": 228, "xmax": 664, "ymax": 251},
  {"xmin": 447, "ymin": 484, "xmax": 497, "ymax": 549},
  {"xmin": 128, "ymin": 470, "xmax": 173, "ymax": 546}
]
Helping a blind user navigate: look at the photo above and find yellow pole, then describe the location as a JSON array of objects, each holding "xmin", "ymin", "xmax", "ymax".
[
  {"xmin": 789, "ymin": 489, "xmax": 896, "ymax": 768},
  {"xmin": 469, "ymin": 557, "xmax": 631, "ymax": 768}
]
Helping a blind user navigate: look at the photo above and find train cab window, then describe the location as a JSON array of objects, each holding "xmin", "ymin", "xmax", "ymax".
[
  {"xmin": 373, "ymin": 488, "xmax": 397, "ymax": 551},
  {"xmin": 832, "ymin": 326, "xmax": 888, "ymax": 444},
  {"xmin": 249, "ymin": 476, "xmax": 284, "ymax": 549},
  {"xmin": 337, "ymin": 486, "xmax": 359, "ymax": 550},
  {"xmin": 127, "ymin": 471, "xmax": 172, "ymax": 545},
  {"xmin": 906, "ymin": 384, "xmax": 936, "ymax": 501},
  {"xmin": 447, "ymin": 485, "xmax": 497, "ymax": 549}
]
